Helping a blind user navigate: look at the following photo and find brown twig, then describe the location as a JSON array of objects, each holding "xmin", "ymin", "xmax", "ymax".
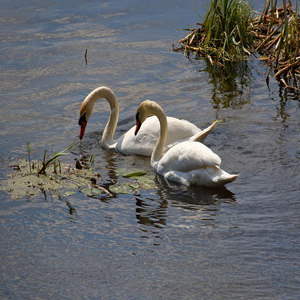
[
  {"xmin": 85, "ymin": 48, "xmax": 88, "ymax": 65},
  {"xmin": 92, "ymin": 184, "xmax": 113, "ymax": 197},
  {"xmin": 274, "ymin": 59, "xmax": 300, "ymax": 78}
]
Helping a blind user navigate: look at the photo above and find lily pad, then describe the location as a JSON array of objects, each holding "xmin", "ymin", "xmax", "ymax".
[
  {"xmin": 80, "ymin": 187, "xmax": 105, "ymax": 197},
  {"xmin": 116, "ymin": 168, "xmax": 147, "ymax": 178},
  {"xmin": 109, "ymin": 182, "xmax": 139, "ymax": 194},
  {"xmin": 64, "ymin": 191, "xmax": 77, "ymax": 197},
  {"xmin": 123, "ymin": 171, "xmax": 147, "ymax": 178},
  {"xmin": 109, "ymin": 174, "xmax": 156, "ymax": 194},
  {"xmin": 136, "ymin": 175, "xmax": 156, "ymax": 189}
]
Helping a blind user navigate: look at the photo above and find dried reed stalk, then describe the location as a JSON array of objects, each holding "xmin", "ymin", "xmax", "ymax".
[{"xmin": 174, "ymin": 1, "xmax": 299, "ymax": 89}]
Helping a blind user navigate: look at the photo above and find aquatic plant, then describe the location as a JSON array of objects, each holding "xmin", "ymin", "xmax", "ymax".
[
  {"xmin": 252, "ymin": 1, "xmax": 299, "ymax": 89},
  {"xmin": 38, "ymin": 138, "xmax": 77, "ymax": 174},
  {"xmin": 176, "ymin": 0, "xmax": 255, "ymax": 64},
  {"xmin": 174, "ymin": 0, "xmax": 299, "ymax": 89},
  {"xmin": 0, "ymin": 142, "xmax": 156, "ymax": 200}
]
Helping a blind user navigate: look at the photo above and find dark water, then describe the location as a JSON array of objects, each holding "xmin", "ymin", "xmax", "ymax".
[{"xmin": 1, "ymin": 1, "xmax": 300, "ymax": 299}]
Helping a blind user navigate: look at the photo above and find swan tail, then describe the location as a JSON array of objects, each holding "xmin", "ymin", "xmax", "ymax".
[
  {"xmin": 188, "ymin": 167, "xmax": 239, "ymax": 187},
  {"xmin": 212, "ymin": 168, "xmax": 239, "ymax": 186},
  {"xmin": 217, "ymin": 173, "xmax": 239, "ymax": 185},
  {"xmin": 190, "ymin": 120, "xmax": 220, "ymax": 143}
]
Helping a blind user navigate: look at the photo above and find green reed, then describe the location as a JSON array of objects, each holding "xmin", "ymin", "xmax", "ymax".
[{"xmin": 202, "ymin": 0, "xmax": 255, "ymax": 62}]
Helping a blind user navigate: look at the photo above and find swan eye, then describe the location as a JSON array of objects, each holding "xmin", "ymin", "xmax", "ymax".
[{"xmin": 78, "ymin": 112, "xmax": 87, "ymax": 126}]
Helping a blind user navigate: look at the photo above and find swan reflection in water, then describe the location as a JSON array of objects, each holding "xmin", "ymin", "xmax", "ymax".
[{"xmin": 135, "ymin": 174, "xmax": 236, "ymax": 232}]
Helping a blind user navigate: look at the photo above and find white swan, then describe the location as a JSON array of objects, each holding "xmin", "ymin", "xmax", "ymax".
[
  {"xmin": 135, "ymin": 100, "xmax": 239, "ymax": 187},
  {"xmin": 78, "ymin": 86, "xmax": 218, "ymax": 156}
]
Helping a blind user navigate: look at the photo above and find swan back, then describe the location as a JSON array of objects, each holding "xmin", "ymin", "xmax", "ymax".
[
  {"xmin": 157, "ymin": 141, "xmax": 221, "ymax": 172},
  {"xmin": 155, "ymin": 141, "xmax": 238, "ymax": 187}
]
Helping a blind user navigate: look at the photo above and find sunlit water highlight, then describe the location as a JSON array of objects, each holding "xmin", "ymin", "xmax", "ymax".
[{"xmin": 0, "ymin": 0, "xmax": 299, "ymax": 299}]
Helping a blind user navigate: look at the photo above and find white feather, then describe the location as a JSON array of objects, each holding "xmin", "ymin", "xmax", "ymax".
[
  {"xmin": 79, "ymin": 86, "xmax": 217, "ymax": 156},
  {"xmin": 136, "ymin": 100, "xmax": 239, "ymax": 187}
]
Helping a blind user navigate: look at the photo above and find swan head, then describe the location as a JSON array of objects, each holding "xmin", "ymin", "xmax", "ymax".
[
  {"xmin": 78, "ymin": 102, "xmax": 89, "ymax": 140},
  {"xmin": 78, "ymin": 86, "xmax": 118, "ymax": 140},
  {"xmin": 135, "ymin": 100, "xmax": 152, "ymax": 135},
  {"xmin": 78, "ymin": 98, "xmax": 93, "ymax": 140},
  {"xmin": 135, "ymin": 100, "xmax": 161, "ymax": 136}
]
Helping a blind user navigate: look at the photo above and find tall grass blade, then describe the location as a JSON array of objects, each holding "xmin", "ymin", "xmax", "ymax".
[{"xmin": 38, "ymin": 137, "xmax": 78, "ymax": 174}]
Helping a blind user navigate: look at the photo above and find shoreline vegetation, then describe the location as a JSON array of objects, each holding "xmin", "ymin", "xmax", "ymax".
[{"xmin": 173, "ymin": 0, "xmax": 299, "ymax": 90}]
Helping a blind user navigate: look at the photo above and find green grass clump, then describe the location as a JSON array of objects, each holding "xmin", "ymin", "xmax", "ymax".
[
  {"xmin": 177, "ymin": 0, "xmax": 255, "ymax": 64},
  {"xmin": 202, "ymin": 0, "xmax": 254, "ymax": 60}
]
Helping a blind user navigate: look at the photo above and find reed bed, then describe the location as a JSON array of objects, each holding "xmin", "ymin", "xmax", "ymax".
[
  {"xmin": 174, "ymin": 0, "xmax": 299, "ymax": 89},
  {"xmin": 252, "ymin": 2, "xmax": 299, "ymax": 89}
]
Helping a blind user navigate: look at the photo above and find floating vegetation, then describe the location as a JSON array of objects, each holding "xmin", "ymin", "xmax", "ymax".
[
  {"xmin": 0, "ymin": 143, "xmax": 156, "ymax": 199},
  {"xmin": 174, "ymin": 0, "xmax": 299, "ymax": 89},
  {"xmin": 110, "ymin": 169, "xmax": 156, "ymax": 194},
  {"xmin": 115, "ymin": 168, "xmax": 148, "ymax": 178},
  {"xmin": 0, "ymin": 157, "xmax": 101, "ymax": 200}
]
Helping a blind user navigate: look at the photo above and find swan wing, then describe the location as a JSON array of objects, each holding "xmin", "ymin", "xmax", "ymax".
[
  {"xmin": 156, "ymin": 141, "xmax": 221, "ymax": 173},
  {"xmin": 116, "ymin": 116, "xmax": 202, "ymax": 156},
  {"xmin": 165, "ymin": 120, "xmax": 219, "ymax": 151},
  {"xmin": 116, "ymin": 120, "xmax": 158, "ymax": 156},
  {"xmin": 155, "ymin": 141, "xmax": 238, "ymax": 187},
  {"xmin": 165, "ymin": 116, "xmax": 200, "ymax": 145},
  {"xmin": 188, "ymin": 120, "xmax": 219, "ymax": 143}
]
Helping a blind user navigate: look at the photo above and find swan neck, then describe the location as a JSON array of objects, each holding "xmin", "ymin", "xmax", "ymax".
[
  {"xmin": 151, "ymin": 105, "xmax": 167, "ymax": 167},
  {"xmin": 87, "ymin": 87, "xmax": 118, "ymax": 147}
]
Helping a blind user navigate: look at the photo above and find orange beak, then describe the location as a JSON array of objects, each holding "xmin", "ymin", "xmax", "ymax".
[
  {"xmin": 79, "ymin": 121, "xmax": 87, "ymax": 139},
  {"xmin": 78, "ymin": 113, "xmax": 87, "ymax": 140},
  {"xmin": 135, "ymin": 112, "xmax": 141, "ymax": 136}
]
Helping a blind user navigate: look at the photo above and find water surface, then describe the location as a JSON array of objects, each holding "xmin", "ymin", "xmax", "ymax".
[{"xmin": 1, "ymin": 1, "xmax": 299, "ymax": 299}]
